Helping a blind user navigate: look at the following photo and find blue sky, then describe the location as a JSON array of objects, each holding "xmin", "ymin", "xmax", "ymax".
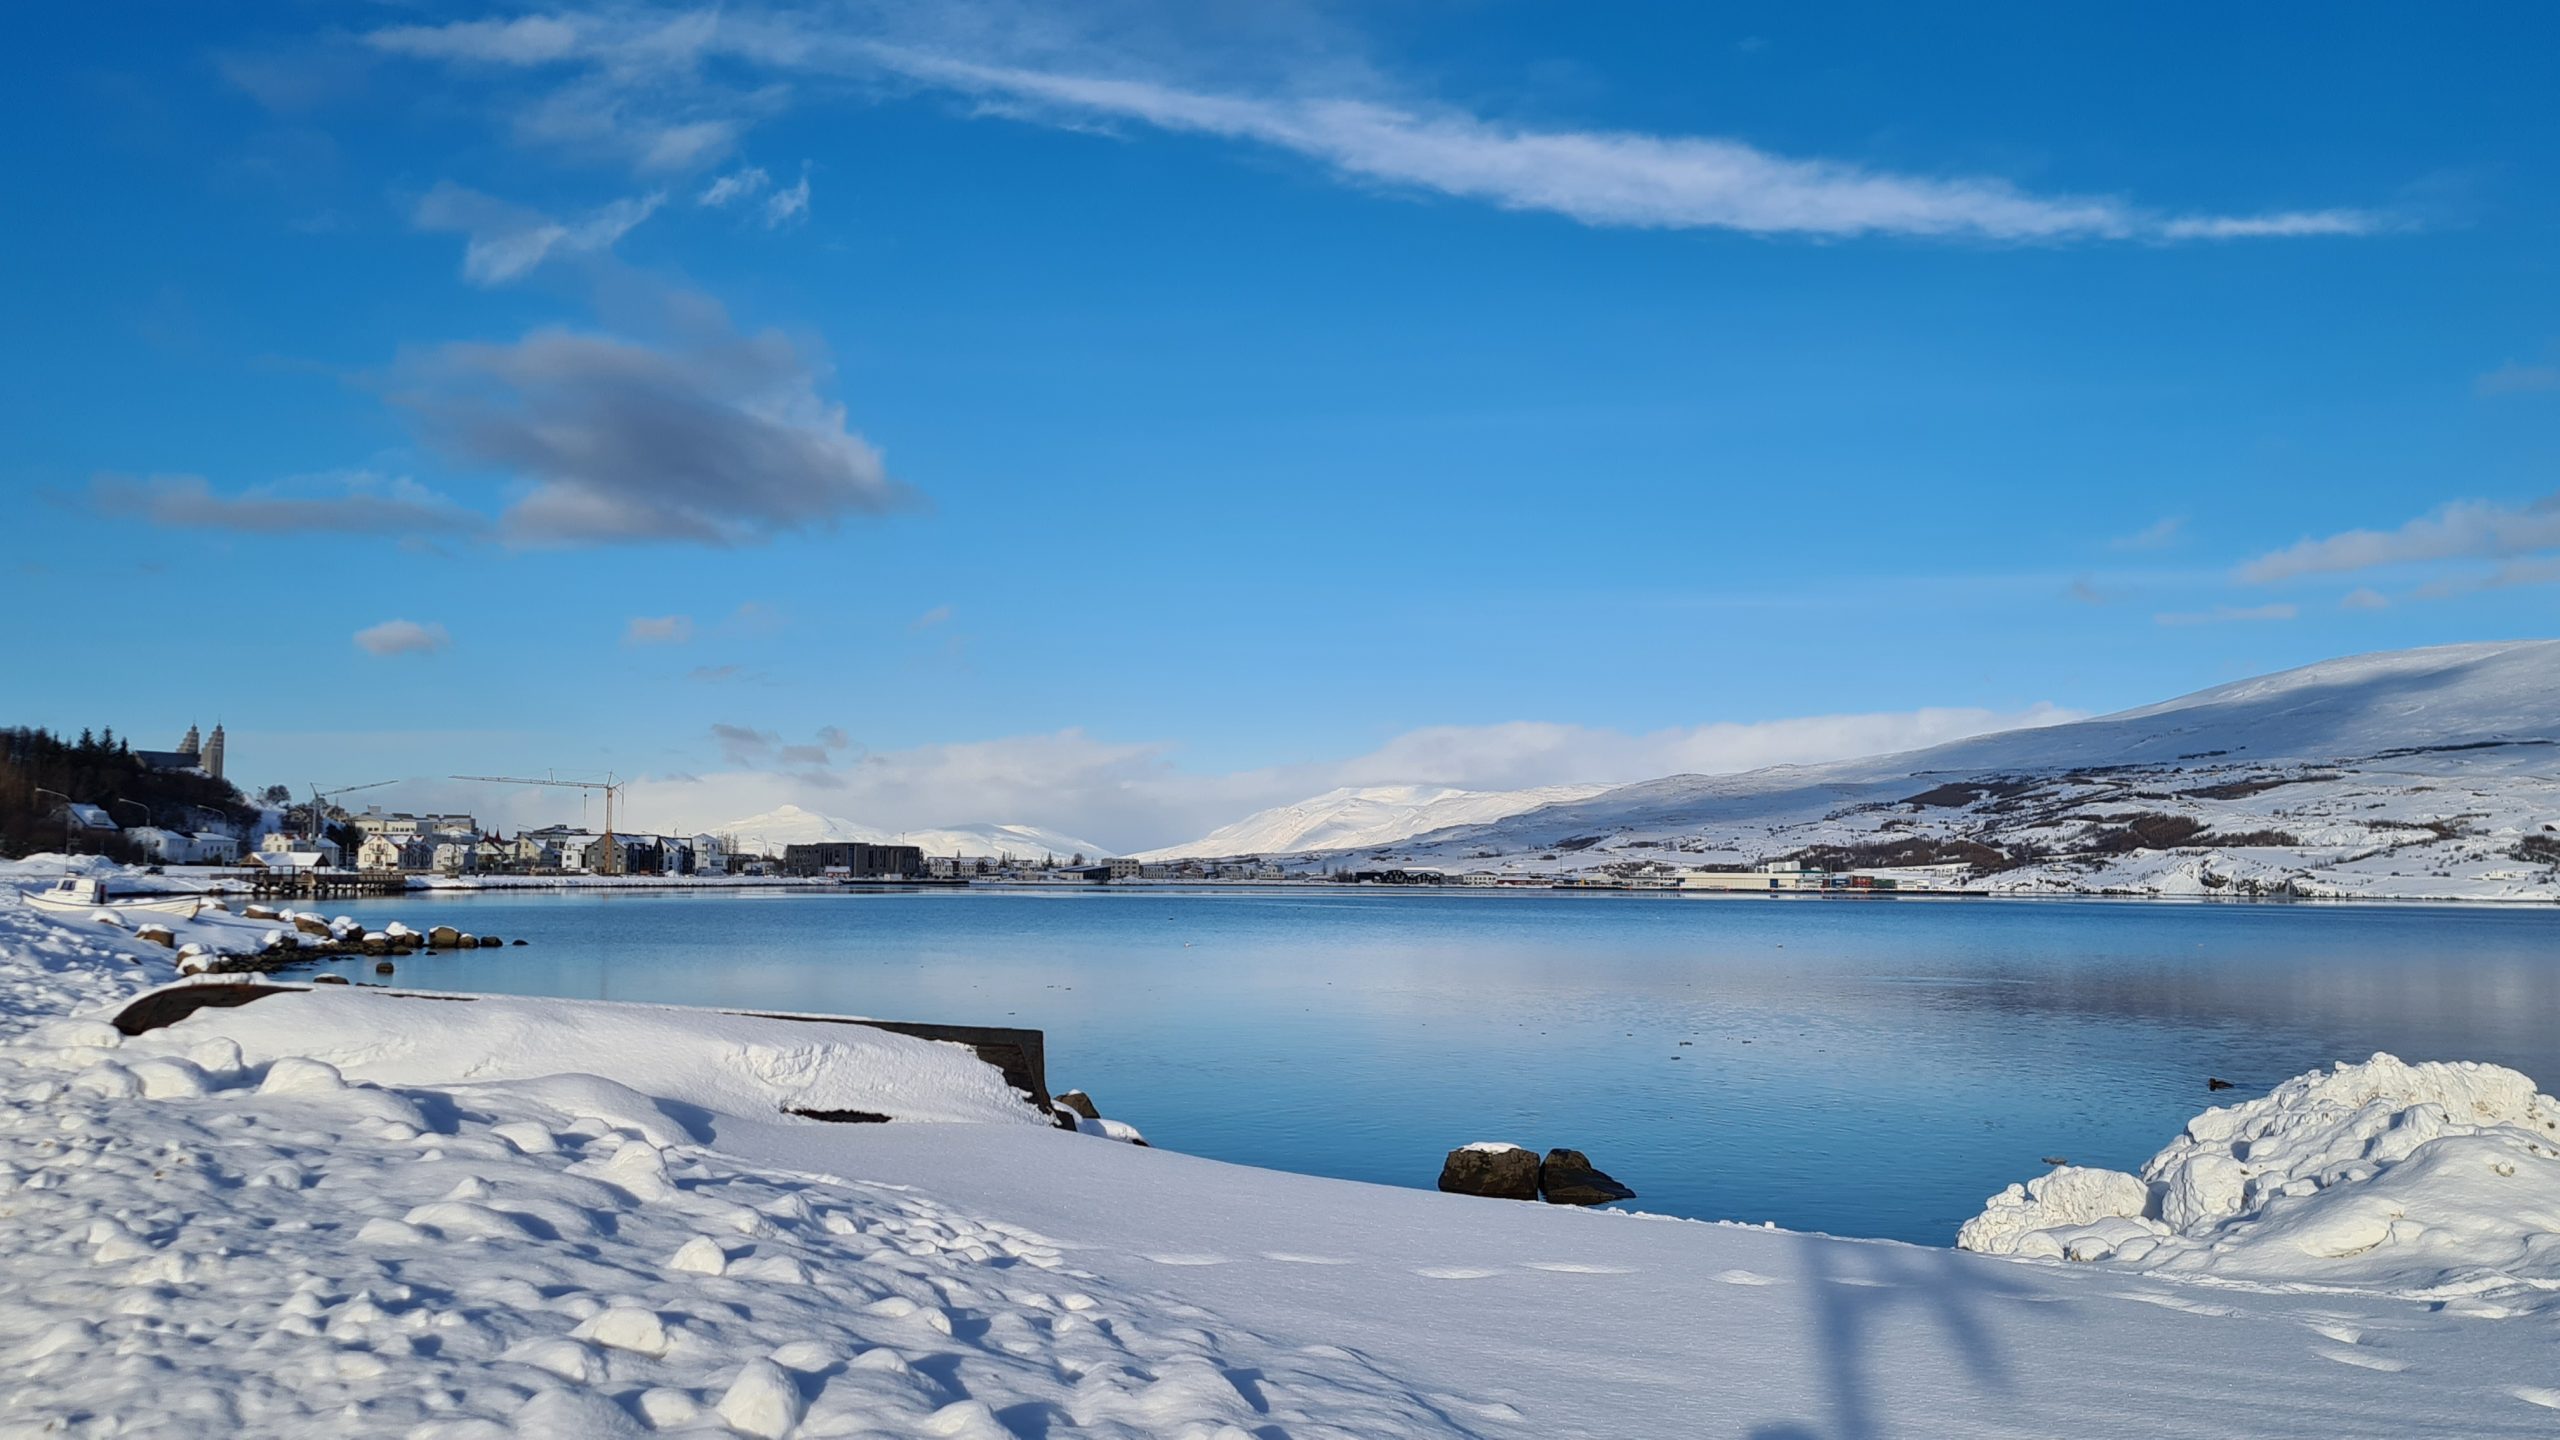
[{"xmin": 7, "ymin": 3, "xmax": 2557, "ymax": 849}]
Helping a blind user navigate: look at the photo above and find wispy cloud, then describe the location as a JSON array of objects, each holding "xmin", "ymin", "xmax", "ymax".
[
  {"xmin": 366, "ymin": 16, "xmax": 585, "ymax": 66},
  {"xmin": 2341, "ymin": 586, "xmax": 2389, "ymax": 611},
  {"xmin": 625, "ymin": 614, "xmax": 695, "ymax": 645},
  {"xmin": 699, "ymin": 166, "xmax": 770, "ymax": 207},
  {"xmin": 359, "ymin": 8, "xmax": 2384, "ymax": 245},
  {"xmin": 2478, "ymin": 363, "xmax": 2560, "ymax": 397},
  {"xmin": 413, "ymin": 181, "xmax": 664, "ymax": 285},
  {"xmin": 2154, "ymin": 603, "xmax": 2298, "ymax": 626},
  {"xmin": 92, "ymin": 471, "xmax": 487, "ymax": 537},
  {"xmin": 762, "ymin": 173, "xmax": 811, "ymax": 227},
  {"xmin": 354, "ymin": 619, "xmax": 451, "ymax": 656},
  {"xmin": 2238, "ymin": 492, "xmax": 2560, "ymax": 583},
  {"xmin": 910, "ymin": 603, "xmax": 954, "ymax": 631},
  {"xmin": 2108, "ymin": 515, "xmax": 2186, "ymax": 552}
]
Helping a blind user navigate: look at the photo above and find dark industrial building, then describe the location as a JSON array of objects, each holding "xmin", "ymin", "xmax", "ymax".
[{"xmin": 780, "ymin": 841, "xmax": 926, "ymax": 878}]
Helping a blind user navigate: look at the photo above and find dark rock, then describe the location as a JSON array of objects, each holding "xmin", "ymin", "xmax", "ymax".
[
  {"xmin": 1438, "ymin": 1144, "xmax": 1541, "ymax": 1201},
  {"xmin": 136, "ymin": 924, "xmax": 178, "ymax": 948},
  {"xmin": 428, "ymin": 924, "xmax": 463, "ymax": 949},
  {"xmin": 2208, "ymin": 1077, "xmax": 2236, "ymax": 1091},
  {"xmin": 2040, "ymin": 1156, "xmax": 2069, "ymax": 1167},
  {"xmin": 292, "ymin": 914, "xmax": 334, "ymax": 937},
  {"xmin": 1539, "ymin": 1149, "xmax": 1636, "ymax": 1206},
  {"xmin": 243, "ymin": 904, "xmax": 279, "ymax": 920},
  {"xmin": 374, "ymin": 961, "xmax": 395, "ymax": 975},
  {"xmin": 314, "ymin": 974, "xmax": 350, "ymax": 985},
  {"xmin": 478, "ymin": 934, "xmax": 503, "ymax": 947},
  {"xmin": 511, "ymin": 938, "xmax": 528, "ymax": 946},
  {"xmin": 361, "ymin": 936, "xmax": 391, "ymax": 955},
  {"xmin": 1055, "ymin": 1089, "xmax": 1101, "ymax": 1121}
]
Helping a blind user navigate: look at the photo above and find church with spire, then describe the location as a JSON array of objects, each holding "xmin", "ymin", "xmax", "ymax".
[{"xmin": 134, "ymin": 723, "xmax": 225, "ymax": 780}]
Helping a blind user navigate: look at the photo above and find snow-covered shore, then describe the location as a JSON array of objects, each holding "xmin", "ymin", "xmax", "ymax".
[{"xmin": 7, "ymin": 866, "xmax": 2560, "ymax": 1435}]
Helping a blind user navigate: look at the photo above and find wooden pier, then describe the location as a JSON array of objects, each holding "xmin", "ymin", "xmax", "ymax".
[{"xmin": 218, "ymin": 867, "xmax": 412, "ymax": 900}]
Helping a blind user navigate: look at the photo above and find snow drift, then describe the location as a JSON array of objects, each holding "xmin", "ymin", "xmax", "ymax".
[
  {"xmin": 1961, "ymin": 1054, "xmax": 2560, "ymax": 1296},
  {"xmin": 116, "ymin": 985, "xmax": 1052, "ymax": 1135}
]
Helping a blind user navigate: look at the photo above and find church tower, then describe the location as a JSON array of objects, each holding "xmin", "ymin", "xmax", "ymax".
[
  {"xmin": 203, "ymin": 725, "xmax": 225, "ymax": 780},
  {"xmin": 179, "ymin": 724, "xmax": 201, "ymax": 759}
]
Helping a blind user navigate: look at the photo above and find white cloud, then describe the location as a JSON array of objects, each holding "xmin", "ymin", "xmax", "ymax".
[
  {"xmin": 2154, "ymin": 212, "xmax": 2382, "ymax": 240},
  {"xmin": 413, "ymin": 182, "xmax": 664, "ymax": 285},
  {"xmin": 911, "ymin": 604, "xmax": 953, "ymax": 631},
  {"xmin": 361, "ymin": 9, "xmax": 2382, "ymax": 244},
  {"xmin": 762, "ymin": 174, "xmax": 811, "ymax": 228},
  {"xmin": 625, "ymin": 614, "xmax": 694, "ymax": 645},
  {"xmin": 366, "ymin": 16, "xmax": 584, "ymax": 66},
  {"xmin": 354, "ymin": 619, "xmax": 451, "ymax": 656},
  {"xmin": 2153, "ymin": 603, "xmax": 2298, "ymax": 626},
  {"xmin": 629, "ymin": 703, "xmax": 2081, "ymax": 853},
  {"xmin": 699, "ymin": 167, "xmax": 771, "ymax": 207},
  {"xmin": 2340, "ymin": 586, "xmax": 2390, "ymax": 611},
  {"xmin": 2237, "ymin": 493, "xmax": 2560, "ymax": 583}
]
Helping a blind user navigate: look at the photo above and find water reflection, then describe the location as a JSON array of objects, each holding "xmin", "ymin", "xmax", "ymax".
[{"xmin": 311, "ymin": 889, "xmax": 2560, "ymax": 1242}]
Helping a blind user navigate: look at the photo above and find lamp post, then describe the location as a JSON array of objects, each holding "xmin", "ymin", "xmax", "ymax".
[
  {"xmin": 107, "ymin": 799, "xmax": 153, "ymax": 863},
  {"xmin": 33, "ymin": 788, "xmax": 75, "ymax": 858}
]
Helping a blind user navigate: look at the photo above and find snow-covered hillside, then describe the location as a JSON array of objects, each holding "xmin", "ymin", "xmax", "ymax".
[
  {"xmin": 1139, "ymin": 783, "xmax": 1612, "ymax": 860},
  {"xmin": 723, "ymin": 804, "xmax": 1114, "ymax": 862},
  {"xmin": 1306, "ymin": 641, "xmax": 2560, "ymax": 900}
]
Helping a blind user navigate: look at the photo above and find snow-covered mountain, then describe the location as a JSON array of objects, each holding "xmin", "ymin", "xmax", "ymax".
[
  {"xmin": 1137, "ymin": 783, "xmax": 1614, "ymax": 860},
  {"xmin": 1308, "ymin": 641, "xmax": 2560, "ymax": 901},
  {"xmin": 719, "ymin": 805, "xmax": 1114, "ymax": 862}
]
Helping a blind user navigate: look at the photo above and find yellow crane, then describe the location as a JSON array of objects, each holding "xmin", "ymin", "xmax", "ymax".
[{"xmin": 449, "ymin": 772, "xmax": 629, "ymax": 875}]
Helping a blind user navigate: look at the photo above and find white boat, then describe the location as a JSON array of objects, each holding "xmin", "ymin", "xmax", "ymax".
[{"xmin": 22, "ymin": 876, "xmax": 213, "ymax": 918}]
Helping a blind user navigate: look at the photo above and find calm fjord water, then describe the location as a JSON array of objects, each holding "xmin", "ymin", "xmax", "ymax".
[{"xmin": 315, "ymin": 888, "xmax": 2560, "ymax": 1243}]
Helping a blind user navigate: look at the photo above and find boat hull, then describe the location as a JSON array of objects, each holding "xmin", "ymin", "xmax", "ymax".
[{"xmin": 23, "ymin": 891, "xmax": 210, "ymax": 918}]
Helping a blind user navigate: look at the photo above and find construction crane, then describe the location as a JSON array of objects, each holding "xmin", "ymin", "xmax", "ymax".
[
  {"xmin": 305, "ymin": 779, "xmax": 397, "ymax": 834},
  {"xmin": 450, "ymin": 772, "xmax": 627, "ymax": 875}
]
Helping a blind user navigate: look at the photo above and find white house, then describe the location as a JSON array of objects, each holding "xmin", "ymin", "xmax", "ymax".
[
  {"xmin": 125, "ymin": 827, "xmax": 240, "ymax": 864},
  {"xmin": 357, "ymin": 835, "xmax": 403, "ymax": 871},
  {"xmin": 260, "ymin": 831, "xmax": 342, "ymax": 867}
]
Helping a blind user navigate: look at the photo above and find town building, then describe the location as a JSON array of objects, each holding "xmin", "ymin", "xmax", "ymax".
[
  {"xmin": 125, "ymin": 827, "xmax": 240, "ymax": 864},
  {"xmin": 780, "ymin": 842, "xmax": 925, "ymax": 878},
  {"xmin": 133, "ymin": 724, "xmax": 225, "ymax": 780},
  {"xmin": 259, "ymin": 830, "xmax": 343, "ymax": 867}
]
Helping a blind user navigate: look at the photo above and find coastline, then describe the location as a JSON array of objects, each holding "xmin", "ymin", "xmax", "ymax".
[{"xmin": 7, "ymin": 874, "xmax": 2560, "ymax": 1436}]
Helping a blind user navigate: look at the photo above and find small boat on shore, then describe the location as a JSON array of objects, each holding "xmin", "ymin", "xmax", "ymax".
[{"xmin": 22, "ymin": 876, "xmax": 215, "ymax": 919}]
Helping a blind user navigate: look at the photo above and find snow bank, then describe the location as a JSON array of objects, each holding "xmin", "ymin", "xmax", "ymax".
[
  {"xmin": 121, "ymin": 985, "xmax": 1053, "ymax": 1131},
  {"xmin": 1961, "ymin": 1054, "xmax": 2560, "ymax": 1296}
]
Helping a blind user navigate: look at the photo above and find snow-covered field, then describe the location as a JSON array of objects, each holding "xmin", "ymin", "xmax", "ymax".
[
  {"xmin": 7, "ymin": 860, "xmax": 2560, "ymax": 1435},
  {"xmin": 1249, "ymin": 642, "xmax": 2560, "ymax": 902}
]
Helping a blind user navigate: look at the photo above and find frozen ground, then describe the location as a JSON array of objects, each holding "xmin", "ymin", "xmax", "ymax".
[{"xmin": 5, "ymin": 863, "xmax": 2560, "ymax": 1436}]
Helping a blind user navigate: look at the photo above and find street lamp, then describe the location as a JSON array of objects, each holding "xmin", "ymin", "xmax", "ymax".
[{"xmin": 32, "ymin": 789, "xmax": 75, "ymax": 858}]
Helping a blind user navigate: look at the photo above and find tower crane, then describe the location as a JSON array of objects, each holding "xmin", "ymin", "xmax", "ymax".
[
  {"xmin": 449, "ymin": 772, "xmax": 628, "ymax": 875},
  {"xmin": 305, "ymin": 779, "xmax": 397, "ymax": 834}
]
